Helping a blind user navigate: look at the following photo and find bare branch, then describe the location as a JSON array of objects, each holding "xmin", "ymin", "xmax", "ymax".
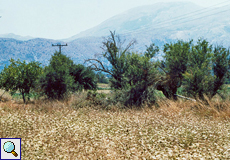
[
  {"xmin": 157, "ymin": 64, "xmax": 168, "ymax": 74},
  {"xmin": 84, "ymin": 59, "xmax": 112, "ymax": 75},
  {"xmin": 123, "ymin": 39, "xmax": 137, "ymax": 54}
]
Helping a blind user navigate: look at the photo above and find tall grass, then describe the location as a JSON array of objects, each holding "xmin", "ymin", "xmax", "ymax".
[{"xmin": 0, "ymin": 92, "xmax": 230, "ymax": 159}]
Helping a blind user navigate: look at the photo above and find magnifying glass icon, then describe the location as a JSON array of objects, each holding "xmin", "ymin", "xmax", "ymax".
[{"xmin": 3, "ymin": 141, "xmax": 18, "ymax": 157}]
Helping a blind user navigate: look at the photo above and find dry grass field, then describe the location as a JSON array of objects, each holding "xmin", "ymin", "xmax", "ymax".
[
  {"xmin": 0, "ymin": 91, "xmax": 230, "ymax": 159},
  {"xmin": 97, "ymin": 83, "xmax": 110, "ymax": 88}
]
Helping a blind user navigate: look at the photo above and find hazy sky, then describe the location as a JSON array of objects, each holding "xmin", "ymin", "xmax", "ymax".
[{"xmin": 0, "ymin": 0, "xmax": 229, "ymax": 39}]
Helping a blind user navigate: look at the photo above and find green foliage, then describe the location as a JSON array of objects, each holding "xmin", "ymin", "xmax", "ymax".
[
  {"xmin": 39, "ymin": 52, "xmax": 98, "ymax": 100},
  {"xmin": 157, "ymin": 40, "xmax": 192, "ymax": 100},
  {"xmin": 144, "ymin": 43, "xmax": 159, "ymax": 58},
  {"xmin": 39, "ymin": 52, "xmax": 76, "ymax": 100},
  {"xmin": 182, "ymin": 39, "xmax": 230, "ymax": 100},
  {"xmin": 212, "ymin": 46, "xmax": 230, "ymax": 97},
  {"xmin": 182, "ymin": 39, "xmax": 215, "ymax": 99},
  {"xmin": 86, "ymin": 90, "xmax": 110, "ymax": 108},
  {"xmin": 96, "ymin": 72, "xmax": 109, "ymax": 84},
  {"xmin": 102, "ymin": 31, "xmax": 133, "ymax": 89},
  {"xmin": 115, "ymin": 51, "xmax": 159, "ymax": 107},
  {"xmin": 125, "ymin": 52, "xmax": 159, "ymax": 87},
  {"xmin": 0, "ymin": 59, "xmax": 42, "ymax": 103},
  {"xmin": 85, "ymin": 31, "xmax": 136, "ymax": 90},
  {"xmin": 70, "ymin": 64, "xmax": 97, "ymax": 91}
]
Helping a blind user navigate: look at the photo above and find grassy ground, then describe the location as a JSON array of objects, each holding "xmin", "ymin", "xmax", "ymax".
[
  {"xmin": 97, "ymin": 83, "xmax": 110, "ymax": 88},
  {"xmin": 97, "ymin": 90, "xmax": 112, "ymax": 94},
  {"xmin": 0, "ymin": 91, "xmax": 230, "ymax": 159},
  {"xmin": 96, "ymin": 83, "xmax": 111, "ymax": 94}
]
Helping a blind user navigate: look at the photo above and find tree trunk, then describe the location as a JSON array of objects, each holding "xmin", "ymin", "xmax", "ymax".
[
  {"xmin": 22, "ymin": 92, "xmax": 26, "ymax": 103},
  {"xmin": 156, "ymin": 84, "xmax": 177, "ymax": 100}
]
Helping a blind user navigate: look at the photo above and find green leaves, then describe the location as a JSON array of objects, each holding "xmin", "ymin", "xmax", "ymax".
[
  {"xmin": 70, "ymin": 64, "xmax": 97, "ymax": 91},
  {"xmin": 182, "ymin": 39, "xmax": 230, "ymax": 100},
  {"xmin": 122, "ymin": 52, "xmax": 159, "ymax": 106},
  {"xmin": 0, "ymin": 59, "xmax": 42, "ymax": 103},
  {"xmin": 144, "ymin": 43, "xmax": 159, "ymax": 58},
  {"xmin": 39, "ymin": 52, "xmax": 97, "ymax": 100},
  {"xmin": 39, "ymin": 52, "xmax": 75, "ymax": 100},
  {"xmin": 156, "ymin": 40, "xmax": 192, "ymax": 100}
]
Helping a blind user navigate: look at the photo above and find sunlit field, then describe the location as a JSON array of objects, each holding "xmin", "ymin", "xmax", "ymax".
[{"xmin": 0, "ymin": 89, "xmax": 230, "ymax": 159}]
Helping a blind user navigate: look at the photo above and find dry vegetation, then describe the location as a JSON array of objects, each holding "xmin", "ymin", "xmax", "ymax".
[
  {"xmin": 0, "ymin": 91, "xmax": 230, "ymax": 159},
  {"xmin": 97, "ymin": 83, "xmax": 110, "ymax": 88}
]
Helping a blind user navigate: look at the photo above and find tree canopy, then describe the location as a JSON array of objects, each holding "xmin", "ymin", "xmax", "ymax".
[{"xmin": 0, "ymin": 59, "xmax": 42, "ymax": 103}]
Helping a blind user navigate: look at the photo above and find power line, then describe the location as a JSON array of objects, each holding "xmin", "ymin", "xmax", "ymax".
[
  {"xmin": 152, "ymin": 0, "xmax": 230, "ymax": 27},
  {"xmin": 121, "ymin": 4, "xmax": 230, "ymax": 36},
  {"xmin": 119, "ymin": 1, "xmax": 230, "ymax": 36},
  {"xmin": 136, "ymin": 8, "xmax": 230, "ymax": 35},
  {"xmin": 149, "ymin": 4, "xmax": 230, "ymax": 29}
]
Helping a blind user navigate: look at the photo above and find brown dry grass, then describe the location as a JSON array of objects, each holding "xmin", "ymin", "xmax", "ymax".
[
  {"xmin": 0, "ymin": 92, "xmax": 230, "ymax": 159},
  {"xmin": 97, "ymin": 90, "xmax": 111, "ymax": 94},
  {"xmin": 97, "ymin": 83, "xmax": 110, "ymax": 88}
]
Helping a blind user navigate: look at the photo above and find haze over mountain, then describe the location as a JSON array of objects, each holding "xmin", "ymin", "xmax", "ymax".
[
  {"xmin": 67, "ymin": 2, "xmax": 202, "ymax": 40},
  {"xmin": 0, "ymin": 33, "xmax": 34, "ymax": 41},
  {"xmin": 0, "ymin": 2, "xmax": 230, "ymax": 70},
  {"xmin": 66, "ymin": 1, "xmax": 230, "ymax": 47}
]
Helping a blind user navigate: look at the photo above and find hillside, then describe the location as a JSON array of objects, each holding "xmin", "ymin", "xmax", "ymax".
[
  {"xmin": 0, "ymin": 33, "xmax": 34, "ymax": 41},
  {"xmin": 66, "ymin": 1, "xmax": 230, "ymax": 50},
  {"xmin": 67, "ymin": 2, "xmax": 202, "ymax": 40},
  {"xmin": 0, "ymin": 2, "xmax": 230, "ymax": 68},
  {"xmin": 0, "ymin": 37, "xmax": 103, "ymax": 70}
]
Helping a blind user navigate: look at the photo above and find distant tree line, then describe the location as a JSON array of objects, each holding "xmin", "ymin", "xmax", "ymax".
[{"xmin": 0, "ymin": 31, "xmax": 229, "ymax": 106}]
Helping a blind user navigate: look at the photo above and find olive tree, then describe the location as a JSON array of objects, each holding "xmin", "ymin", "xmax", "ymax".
[{"xmin": 0, "ymin": 59, "xmax": 42, "ymax": 103}]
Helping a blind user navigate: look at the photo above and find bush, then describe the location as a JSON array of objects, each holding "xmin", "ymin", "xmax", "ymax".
[
  {"xmin": 111, "ymin": 85, "xmax": 157, "ymax": 108},
  {"xmin": 0, "ymin": 59, "xmax": 42, "ymax": 103},
  {"xmin": 70, "ymin": 64, "xmax": 97, "ymax": 91},
  {"xmin": 39, "ymin": 52, "xmax": 98, "ymax": 100},
  {"xmin": 96, "ymin": 72, "xmax": 109, "ymax": 84},
  {"xmin": 182, "ymin": 40, "xmax": 230, "ymax": 100},
  {"xmin": 39, "ymin": 52, "xmax": 76, "ymax": 100},
  {"xmin": 156, "ymin": 40, "xmax": 192, "ymax": 100},
  {"xmin": 86, "ymin": 90, "xmax": 110, "ymax": 108}
]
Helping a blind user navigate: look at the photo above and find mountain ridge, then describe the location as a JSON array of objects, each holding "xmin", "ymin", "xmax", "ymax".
[
  {"xmin": 65, "ymin": 1, "xmax": 203, "ymax": 41},
  {"xmin": 0, "ymin": 1, "xmax": 230, "ymax": 70},
  {"xmin": 0, "ymin": 33, "xmax": 35, "ymax": 41}
]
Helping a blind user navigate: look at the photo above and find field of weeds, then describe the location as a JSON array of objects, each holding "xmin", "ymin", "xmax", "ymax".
[{"xmin": 0, "ymin": 92, "xmax": 230, "ymax": 159}]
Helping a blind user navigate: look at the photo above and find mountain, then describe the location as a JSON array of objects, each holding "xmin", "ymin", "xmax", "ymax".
[
  {"xmin": 66, "ymin": 2, "xmax": 230, "ymax": 48},
  {"xmin": 0, "ymin": 37, "xmax": 103, "ymax": 70},
  {"xmin": 1, "ymin": 2, "xmax": 230, "ymax": 70},
  {"xmin": 0, "ymin": 33, "xmax": 34, "ymax": 41},
  {"xmin": 66, "ymin": 2, "xmax": 202, "ymax": 40}
]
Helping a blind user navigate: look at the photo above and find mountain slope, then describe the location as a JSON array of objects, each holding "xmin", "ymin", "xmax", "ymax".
[
  {"xmin": 0, "ymin": 33, "xmax": 34, "ymax": 41},
  {"xmin": 1, "ymin": 2, "xmax": 230, "ymax": 70},
  {"xmin": 0, "ymin": 37, "xmax": 103, "ymax": 70},
  {"xmin": 66, "ymin": 2, "xmax": 202, "ymax": 40},
  {"xmin": 66, "ymin": 2, "xmax": 230, "ymax": 47}
]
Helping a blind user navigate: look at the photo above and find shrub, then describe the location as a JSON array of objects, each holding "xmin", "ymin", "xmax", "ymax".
[
  {"xmin": 0, "ymin": 59, "xmax": 42, "ymax": 103},
  {"xmin": 39, "ymin": 52, "xmax": 98, "ymax": 100},
  {"xmin": 70, "ymin": 64, "xmax": 97, "ymax": 91},
  {"xmin": 156, "ymin": 40, "xmax": 192, "ymax": 100},
  {"xmin": 39, "ymin": 52, "xmax": 76, "ymax": 100},
  {"xmin": 182, "ymin": 39, "xmax": 230, "ymax": 100}
]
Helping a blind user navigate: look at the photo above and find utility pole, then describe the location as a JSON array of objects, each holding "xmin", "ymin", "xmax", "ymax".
[{"xmin": 52, "ymin": 43, "xmax": 67, "ymax": 54}]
